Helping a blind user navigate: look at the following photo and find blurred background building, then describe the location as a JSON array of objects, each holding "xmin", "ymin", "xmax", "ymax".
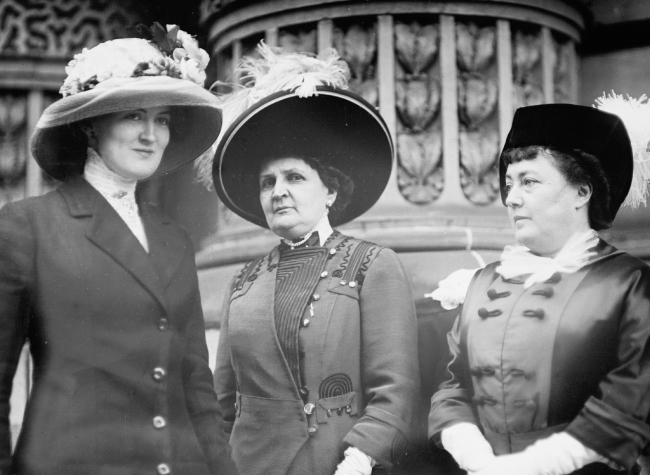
[{"xmin": 1, "ymin": 0, "xmax": 650, "ymax": 454}]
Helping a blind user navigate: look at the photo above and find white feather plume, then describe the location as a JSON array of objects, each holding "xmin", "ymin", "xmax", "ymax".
[
  {"xmin": 195, "ymin": 42, "xmax": 350, "ymax": 188},
  {"xmin": 595, "ymin": 91, "xmax": 650, "ymax": 208}
]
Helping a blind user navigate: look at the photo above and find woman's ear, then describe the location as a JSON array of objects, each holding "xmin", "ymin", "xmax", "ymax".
[
  {"xmin": 326, "ymin": 190, "xmax": 338, "ymax": 209},
  {"xmin": 575, "ymin": 183, "xmax": 592, "ymax": 209},
  {"xmin": 79, "ymin": 122, "xmax": 97, "ymax": 145}
]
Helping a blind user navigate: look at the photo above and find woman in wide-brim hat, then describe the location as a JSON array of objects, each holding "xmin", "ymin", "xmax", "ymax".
[
  {"xmin": 429, "ymin": 100, "xmax": 650, "ymax": 475},
  {"xmin": 206, "ymin": 44, "xmax": 420, "ymax": 475},
  {"xmin": 0, "ymin": 24, "xmax": 238, "ymax": 475}
]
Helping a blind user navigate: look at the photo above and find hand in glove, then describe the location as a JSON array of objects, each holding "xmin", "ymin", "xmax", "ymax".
[
  {"xmin": 333, "ymin": 447, "xmax": 376, "ymax": 475},
  {"xmin": 441, "ymin": 423, "xmax": 495, "ymax": 472},
  {"xmin": 473, "ymin": 432, "xmax": 609, "ymax": 475}
]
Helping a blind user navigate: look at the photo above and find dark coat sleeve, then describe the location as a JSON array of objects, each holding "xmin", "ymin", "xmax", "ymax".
[
  {"xmin": 427, "ymin": 310, "xmax": 479, "ymax": 443},
  {"xmin": 0, "ymin": 201, "xmax": 34, "ymax": 475},
  {"xmin": 213, "ymin": 274, "xmax": 238, "ymax": 435},
  {"xmin": 566, "ymin": 262, "xmax": 650, "ymax": 470},
  {"xmin": 342, "ymin": 248, "xmax": 420, "ymax": 468},
  {"xmin": 179, "ymin": 240, "xmax": 239, "ymax": 475}
]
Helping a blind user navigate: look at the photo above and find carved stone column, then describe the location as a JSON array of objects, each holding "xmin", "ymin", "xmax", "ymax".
[{"xmin": 197, "ymin": 0, "xmax": 586, "ymax": 322}]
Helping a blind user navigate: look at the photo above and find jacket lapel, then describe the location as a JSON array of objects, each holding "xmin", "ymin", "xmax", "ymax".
[
  {"xmin": 140, "ymin": 202, "xmax": 186, "ymax": 291},
  {"xmin": 59, "ymin": 178, "xmax": 170, "ymax": 312}
]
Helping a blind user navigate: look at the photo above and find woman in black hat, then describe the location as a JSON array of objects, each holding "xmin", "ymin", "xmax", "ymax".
[
  {"xmin": 208, "ymin": 44, "xmax": 419, "ymax": 475},
  {"xmin": 428, "ymin": 103, "xmax": 650, "ymax": 475},
  {"xmin": 0, "ymin": 26, "xmax": 237, "ymax": 475}
]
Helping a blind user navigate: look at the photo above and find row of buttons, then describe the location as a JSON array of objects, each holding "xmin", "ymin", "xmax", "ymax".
[
  {"xmin": 470, "ymin": 366, "xmax": 533, "ymax": 379},
  {"xmin": 473, "ymin": 395, "xmax": 537, "ymax": 410}
]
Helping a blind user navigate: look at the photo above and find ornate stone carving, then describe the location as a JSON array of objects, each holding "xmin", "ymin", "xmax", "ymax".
[
  {"xmin": 333, "ymin": 23, "xmax": 377, "ymax": 106},
  {"xmin": 459, "ymin": 129, "xmax": 500, "ymax": 205},
  {"xmin": 458, "ymin": 73, "xmax": 497, "ymax": 129},
  {"xmin": 512, "ymin": 27, "xmax": 544, "ymax": 109},
  {"xmin": 397, "ymin": 128, "xmax": 443, "ymax": 205},
  {"xmin": 0, "ymin": 93, "xmax": 27, "ymax": 206},
  {"xmin": 394, "ymin": 20, "xmax": 443, "ymax": 205},
  {"xmin": 456, "ymin": 21, "xmax": 499, "ymax": 205},
  {"xmin": 456, "ymin": 22, "xmax": 495, "ymax": 73},
  {"xmin": 396, "ymin": 76, "xmax": 440, "ymax": 132},
  {"xmin": 0, "ymin": 0, "xmax": 138, "ymax": 58},
  {"xmin": 395, "ymin": 22, "xmax": 438, "ymax": 76},
  {"xmin": 278, "ymin": 27, "xmax": 317, "ymax": 54}
]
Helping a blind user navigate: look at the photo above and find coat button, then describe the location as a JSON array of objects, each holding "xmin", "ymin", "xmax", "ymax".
[
  {"xmin": 157, "ymin": 318, "xmax": 169, "ymax": 331},
  {"xmin": 478, "ymin": 307, "xmax": 502, "ymax": 319},
  {"xmin": 152, "ymin": 367, "xmax": 166, "ymax": 382},
  {"xmin": 545, "ymin": 272, "xmax": 562, "ymax": 284},
  {"xmin": 299, "ymin": 386, "xmax": 310, "ymax": 397},
  {"xmin": 329, "ymin": 248, "xmax": 337, "ymax": 255},
  {"xmin": 157, "ymin": 463, "xmax": 171, "ymax": 474},
  {"xmin": 320, "ymin": 271, "xmax": 328, "ymax": 278},
  {"xmin": 153, "ymin": 416, "xmax": 166, "ymax": 429},
  {"xmin": 482, "ymin": 395, "xmax": 498, "ymax": 406},
  {"xmin": 339, "ymin": 280, "xmax": 347, "ymax": 286},
  {"xmin": 532, "ymin": 287, "xmax": 554, "ymax": 298},
  {"xmin": 304, "ymin": 403, "xmax": 315, "ymax": 415},
  {"xmin": 302, "ymin": 318, "xmax": 310, "ymax": 327},
  {"xmin": 308, "ymin": 424, "xmax": 318, "ymax": 436},
  {"xmin": 510, "ymin": 368, "xmax": 526, "ymax": 377},
  {"xmin": 522, "ymin": 309, "xmax": 545, "ymax": 319},
  {"xmin": 312, "ymin": 294, "xmax": 320, "ymax": 301},
  {"xmin": 348, "ymin": 281, "xmax": 357, "ymax": 288},
  {"xmin": 481, "ymin": 366, "xmax": 495, "ymax": 376},
  {"xmin": 487, "ymin": 289, "xmax": 511, "ymax": 300}
]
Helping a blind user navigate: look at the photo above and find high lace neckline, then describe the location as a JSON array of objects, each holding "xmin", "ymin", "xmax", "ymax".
[{"xmin": 83, "ymin": 147, "xmax": 149, "ymax": 251}]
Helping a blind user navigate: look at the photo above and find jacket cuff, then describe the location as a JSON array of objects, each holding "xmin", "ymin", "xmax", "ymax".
[
  {"xmin": 428, "ymin": 388, "xmax": 479, "ymax": 444},
  {"xmin": 566, "ymin": 396, "xmax": 650, "ymax": 470},
  {"xmin": 343, "ymin": 409, "xmax": 410, "ymax": 469}
]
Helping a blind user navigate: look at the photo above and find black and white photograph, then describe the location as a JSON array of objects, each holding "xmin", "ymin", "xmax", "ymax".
[{"xmin": 1, "ymin": 1, "xmax": 650, "ymax": 474}]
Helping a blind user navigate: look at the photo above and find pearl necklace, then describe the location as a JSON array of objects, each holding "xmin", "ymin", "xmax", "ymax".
[{"xmin": 282, "ymin": 231, "xmax": 313, "ymax": 249}]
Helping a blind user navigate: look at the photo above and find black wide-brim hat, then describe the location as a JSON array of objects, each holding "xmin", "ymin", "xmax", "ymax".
[
  {"xmin": 212, "ymin": 86, "xmax": 394, "ymax": 228},
  {"xmin": 499, "ymin": 103, "xmax": 633, "ymax": 219},
  {"xmin": 31, "ymin": 77, "xmax": 223, "ymax": 181}
]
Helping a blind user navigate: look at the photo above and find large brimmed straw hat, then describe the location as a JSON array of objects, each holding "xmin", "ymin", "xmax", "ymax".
[
  {"xmin": 499, "ymin": 103, "xmax": 633, "ymax": 219},
  {"xmin": 31, "ymin": 24, "xmax": 222, "ymax": 181},
  {"xmin": 197, "ymin": 44, "xmax": 393, "ymax": 228}
]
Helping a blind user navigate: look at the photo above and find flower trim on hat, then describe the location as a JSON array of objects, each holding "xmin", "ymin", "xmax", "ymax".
[
  {"xmin": 595, "ymin": 91, "xmax": 650, "ymax": 208},
  {"xmin": 60, "ymin": 22, "xmax": 210, "ymax": 97},
  {"xmin": 194, "ymin": 41, "xmax": 351, "ymax": 188}
]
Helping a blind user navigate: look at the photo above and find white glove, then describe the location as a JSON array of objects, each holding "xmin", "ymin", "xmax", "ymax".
[
  {"xmin": 441, "ymin": 423, "xmax": 495, "ymax": 472},
  {"xmin": 474, "ymin": 432, "xmax": 609, "ymax": 475},
  {"xmin": 333, "ymin": 447, "xmax": 376, "ymax": 475}
]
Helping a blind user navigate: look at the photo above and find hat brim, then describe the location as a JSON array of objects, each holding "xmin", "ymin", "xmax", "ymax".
[
  {"xmin": 213, "ymin": 87, "xmax": 393, "ymax": 228},
  {"xmin": 30, "ymin": 76, "xmax": 222, "ymax": 181},
  {"xmin": 499, "ymin": 104, "xmax": 633, "ymax": 219}
]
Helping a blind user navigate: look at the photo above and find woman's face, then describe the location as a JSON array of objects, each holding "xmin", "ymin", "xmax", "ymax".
[
  {"xmin": 504, "ymin": 153, "xmax": 591, "ymax": 257},
  {"xmin": 259, "ymin": 157, "xmax": 337, "ymax": 240},
  {"xmin": 89, "ymin": 106, "xmax": 171, "ymax": 180}
]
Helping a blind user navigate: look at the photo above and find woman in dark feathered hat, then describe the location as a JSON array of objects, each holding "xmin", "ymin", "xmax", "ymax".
[
  {"xmin": 429, "ymin": 100, "xmax": 650, "ymax": 475},
  {"xmin": 0, "ymin": 24, "xmax": 237, "ymax": 475},
  {"xmin": 205, "ymin": 44, "xmax": 420, "ymax": 475}
]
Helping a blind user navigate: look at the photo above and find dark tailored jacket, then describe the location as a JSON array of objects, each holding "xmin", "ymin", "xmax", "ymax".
[
  {"xmin": 0, "ymin": 177, "xmax": 238, "ymax": 475},
  {"xmin": 214, "ymin": 233, "xmax": 420, "ymax": 475},
  {"xmin": 429, "ymin": 242, "xmax": 650, "ymax": 474}
]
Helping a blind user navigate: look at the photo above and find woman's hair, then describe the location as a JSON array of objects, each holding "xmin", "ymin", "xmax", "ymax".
[
  {"xmin": 260, "ymin": 156, "xmax": 355, "ymax": 223},
  {"xmin": 501, "ymin": 145, "xmax": 613, "ymax": 230}
]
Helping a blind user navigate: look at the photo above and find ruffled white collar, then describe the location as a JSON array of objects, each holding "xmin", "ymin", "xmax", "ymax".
[{"xmin": 496, "ymin": 229, "xmax": 600, "ymax": 288}]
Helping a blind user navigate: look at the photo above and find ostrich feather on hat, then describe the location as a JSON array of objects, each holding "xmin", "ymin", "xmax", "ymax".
[
  {"xmin": 195, "ymin": 42, "xmax": 351, "ymax": 188},
  {"xmin": 595, "ymin": 91, "xmax": 650, "ymax": 208}
]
